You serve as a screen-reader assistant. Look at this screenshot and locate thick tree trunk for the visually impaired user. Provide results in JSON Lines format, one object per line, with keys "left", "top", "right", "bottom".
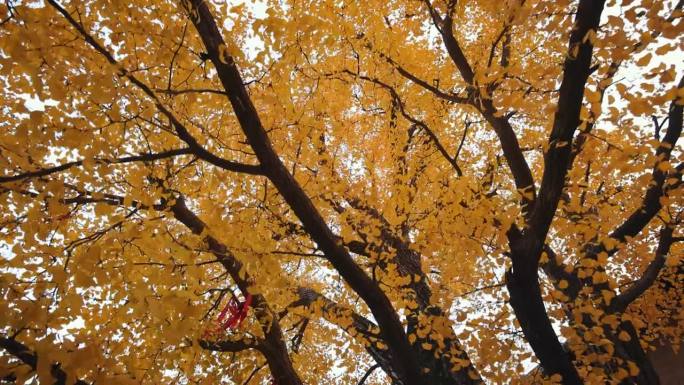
{"left": 506, "top": 265, "right": 583, "bottom": 385}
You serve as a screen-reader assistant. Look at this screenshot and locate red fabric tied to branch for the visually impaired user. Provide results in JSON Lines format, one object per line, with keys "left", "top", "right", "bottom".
{"left": 217, "top": 293, "right": 253, "bottom": 330}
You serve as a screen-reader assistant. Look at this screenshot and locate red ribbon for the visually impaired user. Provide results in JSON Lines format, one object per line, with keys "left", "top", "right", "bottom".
{"left": 202, "top": 292, "right": 253, "bottom": 339}
{"left": 217, "top": 293, "right": 252, "bottom": 330}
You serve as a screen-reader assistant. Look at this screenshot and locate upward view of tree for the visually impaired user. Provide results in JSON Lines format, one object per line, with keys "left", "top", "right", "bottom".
{"left": 0, "top": 0, "right": 682, "bottom": 384}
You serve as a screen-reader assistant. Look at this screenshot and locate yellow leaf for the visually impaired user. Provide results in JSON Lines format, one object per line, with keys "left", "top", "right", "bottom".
{"left": 582, "top": 29, "right": 596, "bottom": 44}
{"left": 217, "top": 44, "right": 232, "bottom": 64}
{"left": 628, "top": 361, "right": 640, "bottom": 376}
{"left": 657, "top": 161, "right": 671, "bottom": 172}
{"left": 36, "top": 354, "right": 53, "bottom": 385}
{"left": 601, "top": 290, "right": 615, "bottom": 305}
{"left": 635, "top": 53, "right": 652, "bottom": 67}
{"left": 618, "top": 331, "right": 631, "bottom": 342}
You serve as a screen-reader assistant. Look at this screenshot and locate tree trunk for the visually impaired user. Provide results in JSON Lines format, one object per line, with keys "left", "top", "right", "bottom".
{"left": 506, "top": 266, "right": 583, "bottom": 385}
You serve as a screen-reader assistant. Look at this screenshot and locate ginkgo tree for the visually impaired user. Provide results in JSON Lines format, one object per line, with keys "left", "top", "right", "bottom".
{"left": 0, "top": 0, "right": 682, "bottom": 384}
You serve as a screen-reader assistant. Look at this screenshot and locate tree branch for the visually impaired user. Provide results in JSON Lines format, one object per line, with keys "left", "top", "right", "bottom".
{"left": 525, "top": 0, "right": 606, "bottom": 247}
{"left": 0, "top": 337, "right": 91, "bottom": 385}
{"left": 609, "top": 76, "right": 684, "bottom": 243}
{"left": 0, "top": 148, "right": 195, "bottom": 183}
{"left": 185, "top": 2, "right": 424, "bottom": 383}
{"left": 199, "top": 338, "right": 260, "bottom": 353}
{"left": 168, "top": 196, "right": 303, "bottom": 385}
{"left": 154, "top": 87, "right": 228, "bottom": 96}
{"left": 357, "top": 363, "right": 381, "bottom": 385}
{"left": 373, "top": 49, "right": 469, "bottom": 104}
{"left": 505, "top": 1, "right": 606, "bottom": 384}
{"left": 340, "top": 69, "right": 464, "bottom": 176}
{"left": 46, "top": 0, "right": 264, "bottom": 176}
{"left": 287, "top": 287, "right": 401, "bottom": 384}
{"left": 610, "top": 225, "right": 675, "bottom": 313}
{"left": 423, "top": 0, "right": 535, "bottom": 207}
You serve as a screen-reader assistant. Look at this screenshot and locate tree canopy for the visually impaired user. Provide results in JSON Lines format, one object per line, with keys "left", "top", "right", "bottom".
{"left": 0, "top": 0, "right": 682, "bottom": 384}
